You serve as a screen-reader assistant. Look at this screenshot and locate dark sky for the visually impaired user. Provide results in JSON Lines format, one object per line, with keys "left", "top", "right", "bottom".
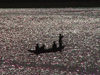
{"left": 0, "top": 0, "right": 99, "bottom": 2}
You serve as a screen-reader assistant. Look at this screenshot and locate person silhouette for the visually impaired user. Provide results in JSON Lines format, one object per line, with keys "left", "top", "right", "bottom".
{"left": 59, "top": 34, "right": 64, "bottom": 47}
{"left": 35, "top": 44, "right": 39, "bottom": 53}
{"left": 40, "top": 44, "right": 45, "bottom": 52}
{"left": 52, "top": 41, "right": 57, "bottom": 51}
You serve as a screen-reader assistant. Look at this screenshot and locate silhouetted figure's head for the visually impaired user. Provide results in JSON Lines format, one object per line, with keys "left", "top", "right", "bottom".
{"left": 59, "top": 34, "right": 64, "bottom": 39}
{"left": 36, "top": 44, "right": 39, "bottom": 46}
{"left": 59, "top": 34, "right": 61, "bottom": 36}
{"left": 36, "top": 43, "right": 39, "bottom": 48}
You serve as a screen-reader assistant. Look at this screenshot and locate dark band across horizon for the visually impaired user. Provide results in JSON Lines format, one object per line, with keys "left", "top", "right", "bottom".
{"left": 0, "top": 1, "right": 99, "bottom": 8}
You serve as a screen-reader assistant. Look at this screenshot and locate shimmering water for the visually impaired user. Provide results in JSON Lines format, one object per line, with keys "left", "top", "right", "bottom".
{"left": 0, "top": 8, "right": 100, "bottom": 75}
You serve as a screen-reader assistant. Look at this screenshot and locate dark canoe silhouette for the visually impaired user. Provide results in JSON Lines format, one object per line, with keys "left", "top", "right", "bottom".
{"left": 28, "top": 34, "right": 64, "bottom": 55}
{"left": 28, "top": 45, "right": 65, "bottom": 55}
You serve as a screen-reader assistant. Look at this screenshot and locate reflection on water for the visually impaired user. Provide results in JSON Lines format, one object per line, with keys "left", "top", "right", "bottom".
{"left": 0, "top": 8, "right": 100, "bottom": 75}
